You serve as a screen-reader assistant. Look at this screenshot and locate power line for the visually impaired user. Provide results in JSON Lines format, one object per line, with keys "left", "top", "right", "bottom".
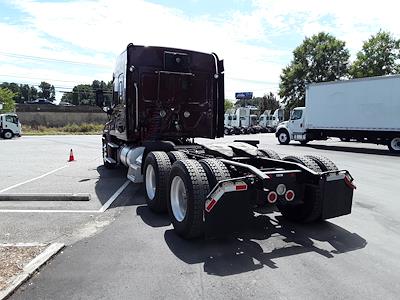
{"left": 0, "top": 51, "right": 113, "bottom": 68}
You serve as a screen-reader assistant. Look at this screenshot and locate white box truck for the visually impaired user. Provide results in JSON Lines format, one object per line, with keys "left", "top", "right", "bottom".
{"left": 276, "top": 75, "right": 400, "bottom": 153}
{"left": 0, "top": 113, "right": 22, "bottom": 139}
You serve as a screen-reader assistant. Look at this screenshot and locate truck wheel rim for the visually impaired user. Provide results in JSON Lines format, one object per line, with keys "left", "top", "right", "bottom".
{"left": 391, "top": 138, "right": 400, "bottom": 151}
{"left": 5, "top": 132, "right": 11, "bottom": 138}
{"left": 170, "top": 176, "right": 187, "bottom": 222}
{"left": 145, "top": 165, "right": 156, "bottom": 200}
{"left": 279, "top": 132, "right": 287, "bottom": 143}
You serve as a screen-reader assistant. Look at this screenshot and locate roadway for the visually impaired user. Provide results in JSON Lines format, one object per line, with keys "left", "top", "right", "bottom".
{"left": 0, "top": 134, "right": 399, "bottom": 299}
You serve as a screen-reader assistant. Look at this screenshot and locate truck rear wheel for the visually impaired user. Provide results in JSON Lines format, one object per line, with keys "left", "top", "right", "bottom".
{"left": 167, "top": 151, "right": 188, "bottom": 163}
{"left": 277, "top": 155, "right": 323, "bottom": 222}
{"left": 199, "top": 159, "right": 231, "bottom": 188}
{"left": 282, "top": 155, "right": 322, "bottom": 173}
{"left": 305, "top": 155, "right": 338, "bottom": 172}
{"left": 257, "top": 148, "right": 281, "bottom": 160}
{"left": 168, "top": 160, "right": 209, "bottom": 239}
{"left": 144, "top": 151, "right": 172, "bottom": 213}
{"left": 2, "top": 130, "right": 14, "bottom": 139}
{"left": 388, "top": 137, "right": 400, "bottom": 153}
{"left": 277, "top": 130, "right": 290, "bottom": 145}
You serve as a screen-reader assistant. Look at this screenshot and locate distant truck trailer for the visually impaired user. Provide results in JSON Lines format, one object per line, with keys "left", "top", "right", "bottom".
{"left": 276, "top": 75, "right": 400, "bottom": 153}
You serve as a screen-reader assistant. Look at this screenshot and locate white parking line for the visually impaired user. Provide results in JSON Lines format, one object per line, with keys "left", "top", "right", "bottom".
{"left": 0, "top": 165, "right": 68, "bottom": 194}
{"left": 0, "top": 180, "right": 131, "bottom": 213}
{"left": 98, "top": 180, "right": 130, "bottom": 212}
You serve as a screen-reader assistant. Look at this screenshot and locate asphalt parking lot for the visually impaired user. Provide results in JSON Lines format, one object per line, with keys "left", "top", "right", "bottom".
{"left": 1, "top": 134, "right": 400, "bottom": 299}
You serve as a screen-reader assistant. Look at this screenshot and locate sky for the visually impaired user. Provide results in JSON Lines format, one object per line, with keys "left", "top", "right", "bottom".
{"left": 0, "top": 0, "right": 400, "bottom": 102}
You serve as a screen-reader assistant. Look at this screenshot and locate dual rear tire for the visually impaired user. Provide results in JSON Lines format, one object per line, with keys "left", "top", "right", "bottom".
{"left": 144, "top": 152, "right": 230, "bottom": 239}
{"left": 277, "top": 155, "right": 337, "bottom": 223}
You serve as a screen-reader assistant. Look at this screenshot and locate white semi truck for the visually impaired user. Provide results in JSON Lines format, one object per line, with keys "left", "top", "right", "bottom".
{"left": 259, "top": 109, "right": 284, "bottom": 132}
{"left": 276, "top": 75, "right": 400, "bottom": 153}
{"left": 224, "top": 107, "right": 259, "bottom": 134}
{"left": 0, "top": 113, "right": 21, "bottom": 139}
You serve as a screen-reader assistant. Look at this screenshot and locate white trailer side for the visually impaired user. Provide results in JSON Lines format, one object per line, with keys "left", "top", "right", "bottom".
{"left": 306, "top": 75, "right": 400, "bottom": 132}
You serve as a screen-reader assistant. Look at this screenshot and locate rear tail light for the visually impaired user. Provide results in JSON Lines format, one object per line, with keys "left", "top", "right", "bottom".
{"left": 285, "top": 190, "right": 295, "bottom": 201}
{"left": 267, "top": 191, "right": 278, "bottom": 203}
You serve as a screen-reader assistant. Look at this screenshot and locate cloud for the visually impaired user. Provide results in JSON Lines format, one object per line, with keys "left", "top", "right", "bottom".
{"left": 2, "top": 0, "right": 400, "bottom": 101}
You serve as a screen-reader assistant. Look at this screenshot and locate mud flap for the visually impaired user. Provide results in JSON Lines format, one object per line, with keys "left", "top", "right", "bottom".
{"left": 204, "top": 191, "right": 253, "bottom": 239}
{"left": 320, "top": 173, "right": 354, "bottom": 219}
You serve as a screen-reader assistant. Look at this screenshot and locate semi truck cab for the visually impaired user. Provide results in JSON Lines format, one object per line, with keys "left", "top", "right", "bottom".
{"left": 0, "top": 113, "right": 21, "bottom": 139}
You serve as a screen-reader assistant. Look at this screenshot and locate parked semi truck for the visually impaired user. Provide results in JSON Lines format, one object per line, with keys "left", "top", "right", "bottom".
{"left": 0, "top": 113, "right": 21, "bottom": 139}
{"left": 276, "top": 75, "right": 400, "bottom": 153}
{"left": 225, "top": 107, "right": 260, "bottom": 134}
{"left": 96, "top": 44, "right": 355, "bottom": 239}
{"left": 259, "top": 109, "right": 284, "bottom": 132}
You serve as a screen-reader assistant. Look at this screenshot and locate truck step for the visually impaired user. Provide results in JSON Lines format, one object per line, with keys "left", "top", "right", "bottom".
{"left": 104, "top": 157, "right": 117, "bottom": 164}
{"left": 107, "top": 142, "right": 119, "bottom": 149}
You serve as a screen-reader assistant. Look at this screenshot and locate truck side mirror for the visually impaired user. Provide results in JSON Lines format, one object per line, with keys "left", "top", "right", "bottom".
{"left": 95, "top": 90, "right": 105, "bottom": 108}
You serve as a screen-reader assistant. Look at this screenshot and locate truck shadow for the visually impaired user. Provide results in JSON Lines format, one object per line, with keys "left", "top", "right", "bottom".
{"left": 164, "top": 215, "right": 367, "bottom": 276}
{"left": 94, "top": 165, "right": 146, "bottom": 207}
{"left": 303, "top": 144, "right": 399, "bottom": 157}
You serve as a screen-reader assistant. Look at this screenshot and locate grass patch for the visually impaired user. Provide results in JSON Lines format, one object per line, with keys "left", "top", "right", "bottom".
{"left": 23, "top": 123, "right": 104, "bottom": 135}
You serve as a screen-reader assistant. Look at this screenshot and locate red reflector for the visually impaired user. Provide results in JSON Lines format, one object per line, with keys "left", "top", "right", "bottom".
{"left": 267, "top": 191, "right": 277, "bottom": 203}
{"left": 344, "top": 176, "right": 356, "bottom": 190}
{"left": 285, "top": 190, "right": 295, "bottom": 201}
{"left": 206, "top": 198, "right": 217, "bottom": 212}
{"left": 236, "top": 184, "right": 247, "bottom": 191}
{"left": 288, "top": 173, "right": 296, "bottom": 177}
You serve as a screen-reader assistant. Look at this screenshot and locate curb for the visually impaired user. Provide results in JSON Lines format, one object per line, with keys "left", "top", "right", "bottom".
{"left": 0, "top": 193, "right": 90, "bottom": 201}
{"left": 0, "top": 243, "right": 64, "bottom": 300}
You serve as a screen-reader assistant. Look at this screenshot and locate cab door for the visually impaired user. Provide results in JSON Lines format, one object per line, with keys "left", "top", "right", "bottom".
{"left": 5, "top": 115, "right": 20, "bottom": 135}
{"left": 289, "top": 108, "right": 305, "bottom": 135}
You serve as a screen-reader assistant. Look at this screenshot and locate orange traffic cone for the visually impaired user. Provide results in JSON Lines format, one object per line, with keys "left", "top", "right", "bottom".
{"left": 68, "top": 149, "right": 75, "bottom": 162}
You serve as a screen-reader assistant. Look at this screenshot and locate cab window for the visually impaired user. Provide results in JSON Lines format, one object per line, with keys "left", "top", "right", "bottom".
{"left": 291, "top": 110, "right": 303, "bottom": 120}
{"left": 5, "top": 115, "right": 18, "bottom": 124}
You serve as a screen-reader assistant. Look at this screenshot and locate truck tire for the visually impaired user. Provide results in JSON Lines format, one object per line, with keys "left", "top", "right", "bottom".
{"left": 305, "top": 155, "right": 338, "bottom": 172}
{"left": 257, "top": 148, "right": 281, "bottom": 160}
{"left": 388, "top": 137, "right": 400, "bottom": 153}
{"left": 224, "top": 128, "right": 230, "bottom": 135}
{"left": 199, "top": 158, "right": 231, "bottom": 188}
{"left": 282, "top": 155, "right": 322, "bottom": 173}
{"left": 167, "top": 151, "right": 188, "bottom": 163}
{"left": 277, "top": 155, "right": 323, "bottom": 223}
{"left": 102, "top": 140, "right": 117, "bottom": 169}
{"left": 168, "top": 160, "right": 210, "bottom": 239}
{"left": 144, "top": 151, "right": 172, "bottom": 213}
{"left": 277, "top": 130, "right": 290, "bottom": 145}
{"left": 2, "top": 130, "right": 14, "bottom": 139}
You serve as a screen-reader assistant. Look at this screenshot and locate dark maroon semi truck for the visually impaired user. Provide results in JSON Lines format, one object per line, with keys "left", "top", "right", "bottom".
{"left": 96, "top": 44, "right": 355, "bottom": 239}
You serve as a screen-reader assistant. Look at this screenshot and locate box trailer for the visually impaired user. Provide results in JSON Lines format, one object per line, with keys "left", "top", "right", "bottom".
{"left": 276, "top": 75, "right": 400, "bottom": 153}
{"left": 96, "top": 44, "right": 355, "bottom": 239}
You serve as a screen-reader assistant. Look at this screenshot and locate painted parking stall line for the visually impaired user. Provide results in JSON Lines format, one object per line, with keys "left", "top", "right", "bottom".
{"left": 0, "top": 165, "right": 68, "bottom": 194}
{"left": 0, "top": 180, "right": 131, "bottom": 214}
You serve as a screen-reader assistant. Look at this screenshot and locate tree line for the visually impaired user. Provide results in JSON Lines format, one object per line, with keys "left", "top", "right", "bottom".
{"left": 0, "top": 81, "right": 56, "bottom": 103}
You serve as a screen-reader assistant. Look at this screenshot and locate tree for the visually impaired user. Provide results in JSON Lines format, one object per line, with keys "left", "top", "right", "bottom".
{"left": 38, "top": 81, "right": 55, "bottom": 101}
{"left": 258, "top": 92, "right": 280, "bottom": 113}
{"left": 0, "top": 88, "right": 16, "bottom": 113}
{"left": 279, "top": 32, "right": 350, "bottom": 110}
{"left": 224, "top": 99, "right": 234, "bottom": 111}
{"left": 19, "top": 84, "right": 38, "bottom": 103}
{"left": 0, "top": 82, "right": 20, "bottom": 103}
{"left": 61, "top": 80, "right": 113, "bottom": 105}
{"left": 350, "top": 31, "right": 400, "bottom": 78}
